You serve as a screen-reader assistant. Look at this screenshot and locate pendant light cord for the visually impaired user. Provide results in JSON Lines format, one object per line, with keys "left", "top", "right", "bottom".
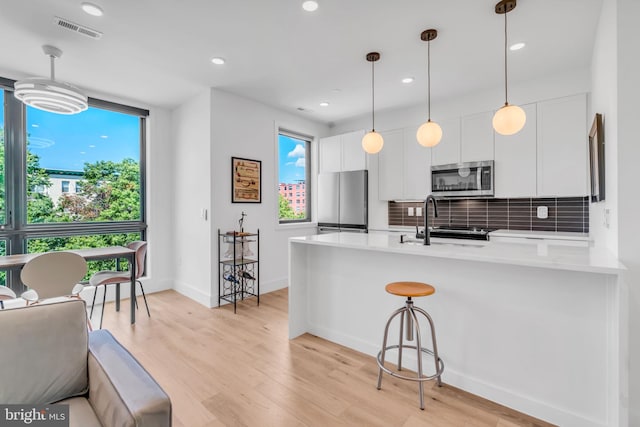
{"left": 371, "top": 60, "right": 375, "bottom": 131}
{"left": 503, "top": 11, "right": 508, "bottom": 106}
{"left": 427, "top": 39, "right": 432, "bottom": 121}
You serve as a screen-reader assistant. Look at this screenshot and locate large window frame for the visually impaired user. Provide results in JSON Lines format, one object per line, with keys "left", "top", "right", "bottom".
{"left": 0, "top": 77, "right": 148, "bottom": 290}
{"left": 277, "top": 129, "right": 311, "bottom": 224}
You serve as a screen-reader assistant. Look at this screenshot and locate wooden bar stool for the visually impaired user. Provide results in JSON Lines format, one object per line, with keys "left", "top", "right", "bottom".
{"left": 376, "top": 281, "right": 444, "bottom": 410}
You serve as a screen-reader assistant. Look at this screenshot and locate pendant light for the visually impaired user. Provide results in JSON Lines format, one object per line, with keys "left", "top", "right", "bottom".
{"left": 14, "top": 45, "right": 88, "bottom": 115}
{"left": 416, "top": 29, "right": 442, "bottom": 147}
{"left": 492, "top": 0, "right": 526, "bottom": 136}
{"left": 362, "top": 52, "right": 384, "bottom": 154}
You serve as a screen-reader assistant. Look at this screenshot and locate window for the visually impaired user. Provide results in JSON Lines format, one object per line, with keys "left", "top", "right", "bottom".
{"left": 0, "top": 78, "right": 148, "bottom": 291}
{"left": 278, "top": 130, "right": 310, "bottom": 223}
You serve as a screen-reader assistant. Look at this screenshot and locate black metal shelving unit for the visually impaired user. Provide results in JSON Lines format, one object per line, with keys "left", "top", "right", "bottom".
{"left": 217, "top": 229, "right": 259, "bottom": 313}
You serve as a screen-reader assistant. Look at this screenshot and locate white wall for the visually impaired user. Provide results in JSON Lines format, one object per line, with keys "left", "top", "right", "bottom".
{"left": 617, "top": 0, "right": 640, "bottom": 425}
{"left": 209, "top": 89, "right": 329, "bottom": 305}
{"left": 145, "top": 107, "right": 175, "bottom": 294}
{"left": 332, "top": 68, "right": 592, "bottom": 230}
{"left": 171, "top": 90, "right": 213, "bottom": 306}
{"left": 590, "top": 0, "right": 619, "bottom": 255}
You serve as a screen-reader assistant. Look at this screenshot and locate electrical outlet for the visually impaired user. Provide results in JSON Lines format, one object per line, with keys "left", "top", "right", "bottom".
{"left": 416, "top": 207, "right": 423, "bottom": 217}
{"left": 537, "top": 206, "right": 548, "bottom": 219}
{"left": 407, "top": 207, "right": 414, "bottom": 217}
{"left": 603, "top": 208, "right": 610, "bottom": 228}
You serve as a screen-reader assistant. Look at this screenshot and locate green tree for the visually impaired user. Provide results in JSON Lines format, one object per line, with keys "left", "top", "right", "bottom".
{"left": 279, "top": 193, "right": 305, "bottom": 220}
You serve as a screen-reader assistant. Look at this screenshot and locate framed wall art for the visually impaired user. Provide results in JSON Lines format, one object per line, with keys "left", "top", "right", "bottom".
{"left": 588, "top": 113, "right": 605, "bottom": 202}
{"left": 231, "top": 157, "right": 261, "bottom": 203}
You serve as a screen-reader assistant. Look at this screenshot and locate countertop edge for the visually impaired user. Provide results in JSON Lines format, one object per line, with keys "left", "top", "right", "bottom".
{"left": 289, "top": 235, "right": 624, "bottom": 275}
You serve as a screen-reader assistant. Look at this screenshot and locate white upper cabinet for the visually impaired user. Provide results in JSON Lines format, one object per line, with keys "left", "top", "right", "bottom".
{"left": 319, "top": 130, "right": 366, "bottom": 173}
{"left": 494, "top": 103, "right": 537, "bottom": 198}
{"left": 377, "top": 129, "right": 404, "bottom": 200}
{"left": 319, "top": 135, "right": 341, "bottom": 173}
{"left": 536, "top": 94, "right": 588, "bottom": 197}
{"left": 340, "top": 130, "right": 367, "bottom": 171}
{"left": 431, "top": 117, "right": 460, "bottom": 166}
{"left": 461, "top": 111, "right": 494, "bottom": 163}
{"left": 403, "top": 125, "right": 432, "bottom": 200}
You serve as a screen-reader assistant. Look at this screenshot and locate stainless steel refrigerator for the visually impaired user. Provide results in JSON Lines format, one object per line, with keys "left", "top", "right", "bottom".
{"left": 317, "top": 170, "right": 368, "bottom": 233}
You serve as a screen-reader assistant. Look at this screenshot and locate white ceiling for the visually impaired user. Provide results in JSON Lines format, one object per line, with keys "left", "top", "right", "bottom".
{"left": 0, "top": 0, "right": 603, "bottom": 124}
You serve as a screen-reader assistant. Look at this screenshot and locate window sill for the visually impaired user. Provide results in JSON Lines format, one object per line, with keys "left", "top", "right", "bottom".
{"left": 277, "top": 222, "right": 318, "bottom": 231}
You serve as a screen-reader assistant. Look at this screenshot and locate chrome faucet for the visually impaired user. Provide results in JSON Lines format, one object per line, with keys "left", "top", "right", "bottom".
{"left": 423, "top": 195, "right": 439, "bottom": 245}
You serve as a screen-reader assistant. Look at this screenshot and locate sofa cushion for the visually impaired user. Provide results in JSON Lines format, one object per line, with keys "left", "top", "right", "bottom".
{"left": 56, "top": 397, "right": 102, "bottom": 427}
{"left": 0, "top": 299, "right": 89, "bottom": 404}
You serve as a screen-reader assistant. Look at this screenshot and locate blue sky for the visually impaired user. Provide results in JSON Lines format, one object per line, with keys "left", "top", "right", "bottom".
{"left": 26, "top": 106, "right": 140, "bottom": 171}
{"left": 278, "top": 134, "right": 307, "bottom": 184}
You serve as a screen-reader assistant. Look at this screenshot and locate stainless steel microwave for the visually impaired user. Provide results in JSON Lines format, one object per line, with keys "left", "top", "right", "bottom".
{"left": 431, "top": 160, "right": 494, "bottom": 197}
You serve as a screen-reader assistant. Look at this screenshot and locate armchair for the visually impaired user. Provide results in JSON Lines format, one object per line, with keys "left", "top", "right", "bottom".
{"left": 0, "top": 299, "right": 171, "bottom": 426}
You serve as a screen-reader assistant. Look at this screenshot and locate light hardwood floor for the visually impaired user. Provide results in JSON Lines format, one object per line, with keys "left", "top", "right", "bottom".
{"left": 102, "top": 289, "right": 555, "bottom": 427}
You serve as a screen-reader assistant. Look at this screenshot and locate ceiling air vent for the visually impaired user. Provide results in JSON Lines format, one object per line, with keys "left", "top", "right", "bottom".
{"left": 53, "top": 16, "right": 103, "bottom": 39}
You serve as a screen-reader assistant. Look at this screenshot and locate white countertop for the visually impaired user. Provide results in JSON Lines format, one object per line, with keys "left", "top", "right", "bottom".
{"left": 290, "top": 232, "right": 624, "bottom": 275}
{"left": 489, "top": 229, "right": 590, "bottom": 241}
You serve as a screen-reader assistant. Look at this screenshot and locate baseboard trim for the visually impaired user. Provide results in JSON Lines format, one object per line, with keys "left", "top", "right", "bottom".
{"left": 308, "top": 325, "right": 606, "bottom": 427}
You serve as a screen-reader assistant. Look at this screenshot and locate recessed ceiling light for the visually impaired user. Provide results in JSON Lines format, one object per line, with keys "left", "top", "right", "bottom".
{"left": 81, "top": 2, "right": 104, "bottom": 16}
{"left": 31, "top": 124, "right": 39, "bottom": 128}
{"left": 211, "top": 57, "right": 226, "bottom": 65}
{"left": 100, "top": 135, "right": 108, "bottom": 139}
{"left": 510, "top": 42, "right": 526, "bottom": 51}
{"left": 402, "top": 77, "right": 414, "bottom": 84}
{"left": 319, "top": 102, "right": 329, "bottom": 107}
{"left": 302, "top": 1, "right": 319, "bottom": 12}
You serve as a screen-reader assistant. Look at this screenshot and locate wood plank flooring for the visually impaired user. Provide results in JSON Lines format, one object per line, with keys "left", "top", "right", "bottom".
{"left": 102, "top": 289, "right": 556, "bottom": 427}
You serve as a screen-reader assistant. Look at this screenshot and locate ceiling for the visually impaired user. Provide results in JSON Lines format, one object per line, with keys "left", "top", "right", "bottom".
{"left": 0, "top": 0, "right": 603, "bottom": 125}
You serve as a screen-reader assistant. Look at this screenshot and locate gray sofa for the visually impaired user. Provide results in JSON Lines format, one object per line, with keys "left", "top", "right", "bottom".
{"left": 0, "top": 299, "right": 171, "bottom": 426}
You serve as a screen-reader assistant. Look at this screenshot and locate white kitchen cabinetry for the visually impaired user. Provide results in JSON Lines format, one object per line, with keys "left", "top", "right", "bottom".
{"left": 536, "top": 94, "right": 588, "bottom": 197}
{"left": 340, "top": 130, "right": 366, "bottom": 171}
{"left": 403, "top": 125, "right": 431, "bottom": 199}
{"left": 378, "top": 126, "right": 431, "bottom": 200}
{"left": 319, "top": 130, "right": 366, "bottom": 173}
{"left": 494, "top": 103, "right": 537, "bottom": 198}
{"left": 377, "top": 128, "right": 404, "bottom": 200}
{"left": 319, "top": 135, "right": 341, "bottom": 173}
{"left": 461, "top": 111, "right": 494, "bottom": 163}
{"left": 431, "top": 117, "right": 460, "bottom": 166}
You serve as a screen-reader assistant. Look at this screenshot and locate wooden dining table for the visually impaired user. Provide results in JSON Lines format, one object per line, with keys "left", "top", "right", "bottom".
{"left": 0, "top": 246, "right": 138, "bottom": 324}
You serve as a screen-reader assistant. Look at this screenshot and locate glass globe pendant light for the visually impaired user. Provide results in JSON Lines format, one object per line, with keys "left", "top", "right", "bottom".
{"left": 416, "top": 29, "right": 442, "bottom": 147}
{"left": 362, "top": 52, "right": 384, "bottom": 154}
{"left": 492, "top": 0, "right": 526, "bottom": 136}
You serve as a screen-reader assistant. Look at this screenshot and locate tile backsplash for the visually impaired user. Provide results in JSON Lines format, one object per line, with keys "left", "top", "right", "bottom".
{"left": 388, "top": 197, "right": 589, "bottom": 233}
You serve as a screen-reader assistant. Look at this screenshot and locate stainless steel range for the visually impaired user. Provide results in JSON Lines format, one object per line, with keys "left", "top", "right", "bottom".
{"left": 416, "top": 226, "right": 494, "bottom": 241}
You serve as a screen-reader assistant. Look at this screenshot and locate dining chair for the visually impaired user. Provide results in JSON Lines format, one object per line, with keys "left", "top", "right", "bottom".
{"left": 20, "top": 252, "right": 88, "bottom": 300}
{"left": 89, "top": 241, "right": 149, "bottom": 329}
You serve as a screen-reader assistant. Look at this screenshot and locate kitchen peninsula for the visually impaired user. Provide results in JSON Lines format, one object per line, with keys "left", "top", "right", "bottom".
{"left": 288, "top": 233, "right": 624, "bottom": 427}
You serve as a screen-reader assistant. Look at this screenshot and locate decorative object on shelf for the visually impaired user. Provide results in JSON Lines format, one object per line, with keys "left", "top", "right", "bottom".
{"left": 14, "top": 45, "right": 88, "bottom": 115}
{"left": 231, "top": 157, "right": 261, "bottom": 203}
{"left": 362, "top": 52, "right": 384, "bottom": 154}
{"left": 589, "top": 113, "right": 605, "bottom": 202}
{"left": 416, "top": 29, "right": 443, "bottom": 148}
{"left": 218, "top": 229, "right": 260, "bottom": 313}
{"left": 492, "top": 0, "right": 526, "bottom": 136}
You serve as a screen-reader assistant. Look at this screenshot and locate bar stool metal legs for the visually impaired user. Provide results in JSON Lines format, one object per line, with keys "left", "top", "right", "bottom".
{"left": 377, "top": 296, "right": 444, "bottom": 410}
